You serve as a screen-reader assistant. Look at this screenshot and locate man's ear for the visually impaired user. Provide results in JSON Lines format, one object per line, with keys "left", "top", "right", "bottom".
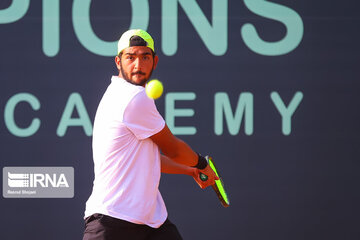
{"left": 115, "top": 55, "right": 121, "bottom": 70}
{"left": 153, "top": 55, "right": 159, "bottom": 70}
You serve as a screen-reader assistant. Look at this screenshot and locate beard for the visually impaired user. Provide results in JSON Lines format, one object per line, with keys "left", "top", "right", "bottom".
{"left": 120, "top": 62, "right": 154, "bottom": 86}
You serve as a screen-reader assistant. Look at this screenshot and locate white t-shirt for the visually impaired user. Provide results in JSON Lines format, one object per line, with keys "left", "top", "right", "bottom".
{"left": 84, "top": 76, "right": 167, "bottom": 228}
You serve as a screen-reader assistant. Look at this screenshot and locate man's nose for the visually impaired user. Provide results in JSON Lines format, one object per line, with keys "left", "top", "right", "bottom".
{"left": 134, "top": 58, "right": 142, "bottom": 69}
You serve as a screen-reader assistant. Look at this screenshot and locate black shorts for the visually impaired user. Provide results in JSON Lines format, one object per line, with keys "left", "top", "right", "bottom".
{"left": 82, "top": 214, "right": 183, "bottom": 240}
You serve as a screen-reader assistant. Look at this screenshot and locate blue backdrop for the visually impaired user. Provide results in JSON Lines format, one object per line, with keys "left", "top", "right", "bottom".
{"left": 1, "top": 0, "right": 359, "bottom": 239}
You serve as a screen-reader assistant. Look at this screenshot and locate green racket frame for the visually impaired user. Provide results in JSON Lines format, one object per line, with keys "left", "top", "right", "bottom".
{"left": 200, "top": 156, "right": 230, "bottom": 207}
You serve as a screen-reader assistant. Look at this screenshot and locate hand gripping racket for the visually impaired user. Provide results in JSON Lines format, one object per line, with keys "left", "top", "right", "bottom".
{"left": 200, "top": 156, "right": 230, "bottom": 207}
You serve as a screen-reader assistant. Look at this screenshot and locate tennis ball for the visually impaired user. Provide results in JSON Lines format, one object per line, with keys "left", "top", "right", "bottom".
{"left": 146, "top": 79, "right": 163, "bottom": 99}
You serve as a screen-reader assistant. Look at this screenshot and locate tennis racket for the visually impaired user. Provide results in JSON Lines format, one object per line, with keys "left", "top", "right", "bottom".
{"left": 200, "top": 156, "right": 230, "bottom": 207}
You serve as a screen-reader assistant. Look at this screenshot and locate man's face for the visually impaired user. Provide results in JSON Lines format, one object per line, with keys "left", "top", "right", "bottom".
{"left": 115, "top": 46, "right": 158, "bottom": 86}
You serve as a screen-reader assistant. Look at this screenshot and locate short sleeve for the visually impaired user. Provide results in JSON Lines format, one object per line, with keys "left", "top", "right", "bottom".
{"left": 123, "top": 90, "right": 165, "bottom": 140}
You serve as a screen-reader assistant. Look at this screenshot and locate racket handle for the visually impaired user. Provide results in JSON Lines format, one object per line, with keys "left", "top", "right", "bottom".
{"left": 199, "top": 173, "right": 208, "bottom": 181}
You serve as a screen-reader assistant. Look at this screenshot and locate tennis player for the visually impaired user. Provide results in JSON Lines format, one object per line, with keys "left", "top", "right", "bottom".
{"left": 83, "top": 29, "right": 218, "bottom": 240}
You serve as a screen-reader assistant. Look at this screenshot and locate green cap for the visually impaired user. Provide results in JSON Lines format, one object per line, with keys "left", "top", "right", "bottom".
{"left": 117, "top": 29, "right": 155, "bottom": 55}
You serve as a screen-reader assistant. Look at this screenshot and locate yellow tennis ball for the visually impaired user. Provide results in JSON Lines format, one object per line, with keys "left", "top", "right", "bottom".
{"left": 146, "top": 79, "right": 163, "bottom": 99}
